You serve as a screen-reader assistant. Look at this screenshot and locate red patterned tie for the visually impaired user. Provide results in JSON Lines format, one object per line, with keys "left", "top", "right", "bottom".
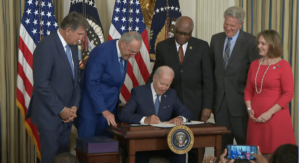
{"left": 178, "top": 45, "right": 184, "bottom": 64}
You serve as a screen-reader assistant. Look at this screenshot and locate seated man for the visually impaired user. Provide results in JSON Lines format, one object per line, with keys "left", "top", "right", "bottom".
{"left": 119, "top": 66, "right": 192, "bottom": 163}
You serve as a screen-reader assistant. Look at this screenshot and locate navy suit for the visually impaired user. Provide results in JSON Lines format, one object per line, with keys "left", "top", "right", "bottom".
{"left": 119, "top": 84, "right": 192, "bottom": 163}
{"left": 77, "top": 39, "right": 127, "bottom": 138}
{"left": 26, "top": 31, "right": 80, "bottom": 163}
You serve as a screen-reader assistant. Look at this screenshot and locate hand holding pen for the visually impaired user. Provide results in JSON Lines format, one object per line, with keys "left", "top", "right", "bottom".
{"left": 144, "top": 110, "right": 161, "bottom": 124}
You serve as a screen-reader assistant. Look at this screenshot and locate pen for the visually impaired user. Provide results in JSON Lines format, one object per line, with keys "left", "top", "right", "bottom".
{"left": 150, "top": 110, "right": 154, "bottom": 115}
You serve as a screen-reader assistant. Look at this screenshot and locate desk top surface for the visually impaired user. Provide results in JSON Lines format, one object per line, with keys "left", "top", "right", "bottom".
{"left": 108, "top": 123, "right": 230, "bottom": 139}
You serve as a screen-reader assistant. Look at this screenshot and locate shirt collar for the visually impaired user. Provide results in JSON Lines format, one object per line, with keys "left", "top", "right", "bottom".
{"left": 57, "top": 29, "right": 67, "bottom": 48}
{"left": 227, "top": 29, "right": 240, "bottom": 41}
{"left": 150, "top": 82, "right": 157, "bottom": 97}
{"left": 175, "top": 40, "right": 188, "bottom": 47}
{"left": 116, "top": 40, "right": 121, "bottom": 58}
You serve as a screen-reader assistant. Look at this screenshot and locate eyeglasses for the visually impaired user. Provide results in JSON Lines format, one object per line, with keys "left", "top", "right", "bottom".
{"left": 127, "top": 45, "right": 139, "bottom": 56}
{"left": 175, "top": 31, "right": 192, "bottom": 37}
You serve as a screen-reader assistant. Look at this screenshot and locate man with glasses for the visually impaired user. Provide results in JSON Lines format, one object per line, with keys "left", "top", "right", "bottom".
{"left": 148, "top": 16, "right": 213, "bottom": 163}
{"left": 77, "top": 31, "right": 142, "bottom": 138}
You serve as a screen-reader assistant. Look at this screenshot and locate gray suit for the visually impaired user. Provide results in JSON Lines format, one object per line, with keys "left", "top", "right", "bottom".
{"left": 209, "top": 30, "right": 260, "bottom": 148}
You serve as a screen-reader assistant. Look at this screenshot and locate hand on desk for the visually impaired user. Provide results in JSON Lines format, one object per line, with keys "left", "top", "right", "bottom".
{"left": 102, "top": 110, "right": 117, "bottom": 126}
{"left": 201, "top": 108, "right": 212, "bottom": 122}
{"left": 144, "top": 115, "right": 161, "bottom": 124}
{"left": 167, "top": 117, "right": 183, "bottom": 125}
{"left": 60, "top": 107, "right": 77, "bottom": 123}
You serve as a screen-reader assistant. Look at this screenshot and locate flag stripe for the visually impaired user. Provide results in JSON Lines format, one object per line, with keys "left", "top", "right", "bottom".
{"left": 17, "top": 63, "right": 33, "bottom": 98}
{"left": 120, "top": 83, "right": 131, "bottom": 102}
{"left": 19, "top": 36, "right": 33, "bottom": 70}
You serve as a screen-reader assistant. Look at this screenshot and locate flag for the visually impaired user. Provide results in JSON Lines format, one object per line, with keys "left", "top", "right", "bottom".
{"left": 16, "top": 0, "right": 59, "bottom": 159}
{"left": 109, "top": 0, "right": 151, "bottom": 103}
{"left": 149, "top": 0, "right": 181, "bottom": 61}
{"left": 69, "top": 0, "right": 105, "bottom": 70}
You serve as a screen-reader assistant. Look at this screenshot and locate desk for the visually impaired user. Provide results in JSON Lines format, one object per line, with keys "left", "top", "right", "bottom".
{"left": 109, "top": 123, "right": 230, "bottom": 163}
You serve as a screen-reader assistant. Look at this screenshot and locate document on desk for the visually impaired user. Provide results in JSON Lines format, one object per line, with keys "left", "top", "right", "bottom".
{"left": 150, "top": 121, "right": 205, "bottom": 128}
{"left": 183, "top": 121, "right": 205, "bottom": 125}
{"left": 150, "top": 122, "right": 176, "bottom": 128}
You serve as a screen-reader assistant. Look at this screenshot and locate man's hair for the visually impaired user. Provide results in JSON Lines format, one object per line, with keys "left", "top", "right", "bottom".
{"left": 119, "top": 31, "right": 142, "bottom": 43}
{"left": 52, "top": 152, "right": 79, "bottom": 163}
{"left": 60, "top": 12, "right": 90, "bottom": 31}
{"left": 224, "top": 6, "right": 245, "bottom": 24}
{"left": 269, "top": 144, "right": 298, "bottom": 163}
{"left": 154, "top": 66, "right": 174, "bottom": 79}
{"left": 257, "top": 29, "right": 283, "bottom": 58}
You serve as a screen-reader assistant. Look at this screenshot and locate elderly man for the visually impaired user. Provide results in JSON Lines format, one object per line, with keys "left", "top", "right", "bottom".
{"left": 209, "top": 6, "right": 260, "bottom": 149}
{"left": 148, "top": 16, "right": 213, "bottom": 163}
{"left": 77, "top": 31, "right": 142, "bottom": 138}
{"left": 119, "top": 66, "right": 192, "bottom": 163}
{"left": 26, "top": 12, "right": 89, "bottom": 163}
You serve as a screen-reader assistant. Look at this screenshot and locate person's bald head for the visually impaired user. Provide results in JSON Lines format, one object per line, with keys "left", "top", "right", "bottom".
{"left": 153, "top": 66, "right": 174, "bottom": 95}
{"left": 174, "top": 16, "right": 194, "bottom": 45}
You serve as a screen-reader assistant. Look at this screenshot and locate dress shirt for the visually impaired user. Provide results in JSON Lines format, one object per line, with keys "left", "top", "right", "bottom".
{"left": 116, "top": 40, "right": 124, "bottom": 67}
{"left": 222, "top": 29, "right": 240, "bottom": 58}
{"left": 175, "top": 40, "right": 188, "bottom": 56}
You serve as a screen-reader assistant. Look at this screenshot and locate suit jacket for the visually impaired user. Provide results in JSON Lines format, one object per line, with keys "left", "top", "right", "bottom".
{"left": 148, "top": 37, "right": 213, "bottom": 120}
{"left": 78, "top": 40, "right": 127, "bottom": 120}
{"left": 209, "top": 30, "right": 260, "bottom": 116}
{"left": 118, "top": 84, "right": 192, "bottom": 124}
{"left": 26, "top": 31, "right": 81, "bottom": 130}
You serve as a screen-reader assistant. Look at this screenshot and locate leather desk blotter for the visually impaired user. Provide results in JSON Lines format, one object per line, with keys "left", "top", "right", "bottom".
{"left": 76, "top": 136, "right": 119, "bottom": 154}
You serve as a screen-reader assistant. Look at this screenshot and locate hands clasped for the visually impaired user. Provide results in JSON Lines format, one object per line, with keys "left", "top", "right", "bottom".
{"left": 248, "top": 109, "right": 272, "bottom": 123}
{"left": 59, "top": 106, "right": 77, "bottom": 123}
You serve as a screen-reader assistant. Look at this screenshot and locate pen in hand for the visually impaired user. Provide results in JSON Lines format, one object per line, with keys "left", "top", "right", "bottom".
{"left": 149, "top": 110, "right": 161, "bottom": 124}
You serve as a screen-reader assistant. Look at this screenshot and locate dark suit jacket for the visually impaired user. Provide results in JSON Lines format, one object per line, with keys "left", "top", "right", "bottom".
{"left": 148, "top": 37, "right": 213, "bottom": 120}
{"left": 26, "top": 31, "right": 80, "bottom": 130}
{"left": 118, "top": 84, "right": 192, "bottom": 124}
{"left": 209, "top": 30, "right": 260, "bottom": 116}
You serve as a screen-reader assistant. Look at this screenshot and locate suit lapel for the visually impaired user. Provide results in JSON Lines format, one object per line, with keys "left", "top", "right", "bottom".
{"left": 157, "top": 91, "right": 169, "bottom": 117}
{"left": 146, "top": 84, "right": 156, "bottom": 114}
{"left": 168, "top": 39, "right": 181, "bottom": 66}
{"left": 227, "top": 30, "right": 244, "bottom": 66}
{"left": 54, "top": 32, "right": 75, "bottom": 80}
{"left": 182, "top": 39, "right": 193, "bottom": 66}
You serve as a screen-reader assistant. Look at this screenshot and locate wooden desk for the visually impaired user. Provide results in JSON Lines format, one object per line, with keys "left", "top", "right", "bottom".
{"left": 109, "top": 123, "right": 230, "bottom": 163}
{"left": 75, "top": 148, "right": 120, "bottom": 163}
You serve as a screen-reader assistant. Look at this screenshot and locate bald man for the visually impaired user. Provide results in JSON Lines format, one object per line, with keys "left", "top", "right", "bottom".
{"left": 148, "top": 16, "right": 213, "bottom": 163}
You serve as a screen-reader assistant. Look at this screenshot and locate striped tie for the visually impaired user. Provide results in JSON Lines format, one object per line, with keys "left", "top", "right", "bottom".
{"left": 119, "top": 57, "right": 124, "bottom": 76}
{"left": 223, "top": 37, "right": 232, "bottom": 68}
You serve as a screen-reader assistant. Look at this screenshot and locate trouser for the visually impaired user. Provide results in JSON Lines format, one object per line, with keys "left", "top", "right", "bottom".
{"left": 214, "top": 97, "right": 248, "bottom": 149}
{"left": 38, "top": 123, "right": 72, "bottom": 163}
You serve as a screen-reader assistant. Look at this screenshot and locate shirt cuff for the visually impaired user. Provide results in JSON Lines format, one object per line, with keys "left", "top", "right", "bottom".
{"left": 60, "top": 107, "right": 65, "bottom": 114}
{"left": 140, "top": 116, "right": 146, "bottom": 124}
{"left": 178, "top": 116, "right": 186, "bottom": 122}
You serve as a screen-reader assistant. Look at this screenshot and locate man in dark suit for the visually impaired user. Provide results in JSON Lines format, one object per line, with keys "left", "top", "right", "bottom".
{"left": 77, "top": 31, "right": 142, "bottom": 138}
{"left": 119, "top": 66, "right": 192, "bottom": 163}
{"left": 26, "top": 12, "right": 89, "bottom": 163}
{"left": 148, "top": 16, "right": 213, "bottom": 163}
{"left": 209, "top": 6, "right": 260, "bottom": 149}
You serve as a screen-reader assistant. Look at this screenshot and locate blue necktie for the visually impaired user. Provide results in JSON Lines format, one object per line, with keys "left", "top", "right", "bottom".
{"left": 223, "top": 37, "right": 232, "bottom": 68}
{"left": 65, "top": 45, "right": 75, "bottom": 79}
{"left": 154, "top": 94, "right": 161, "bottom": 115}
{"left": 119, "top": 57, "right": 124, "bottom": 76}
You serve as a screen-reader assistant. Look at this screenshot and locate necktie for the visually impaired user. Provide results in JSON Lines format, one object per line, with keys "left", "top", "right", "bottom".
{"left": 119, "top": 57, "right": 124, "bottom": 76}
{"left": 178, "top": 45, "right": 184, "bottom": 64}
{"left": 154, "top": 94, "right": 161, "bottom": 116}
{"left": 223, "top": 37, "right": 232, "bottom": 68}
{"left": 65, "top": 45, "right": 74, "bottom": 79}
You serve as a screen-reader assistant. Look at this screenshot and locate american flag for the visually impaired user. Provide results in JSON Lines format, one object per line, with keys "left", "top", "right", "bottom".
{"left": 109, "top": 0, "right": 150, "bottom": 102}
{"left": 16, "top": 0, "right": 58, "bottom": 159}
{"left": 149, "top": 0, "right": 181, "bottom": 61}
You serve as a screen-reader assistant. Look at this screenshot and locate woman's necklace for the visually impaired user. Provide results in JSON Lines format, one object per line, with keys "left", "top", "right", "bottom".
{"left": 255, "top": 58, "right": 274, "bottom": 94}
